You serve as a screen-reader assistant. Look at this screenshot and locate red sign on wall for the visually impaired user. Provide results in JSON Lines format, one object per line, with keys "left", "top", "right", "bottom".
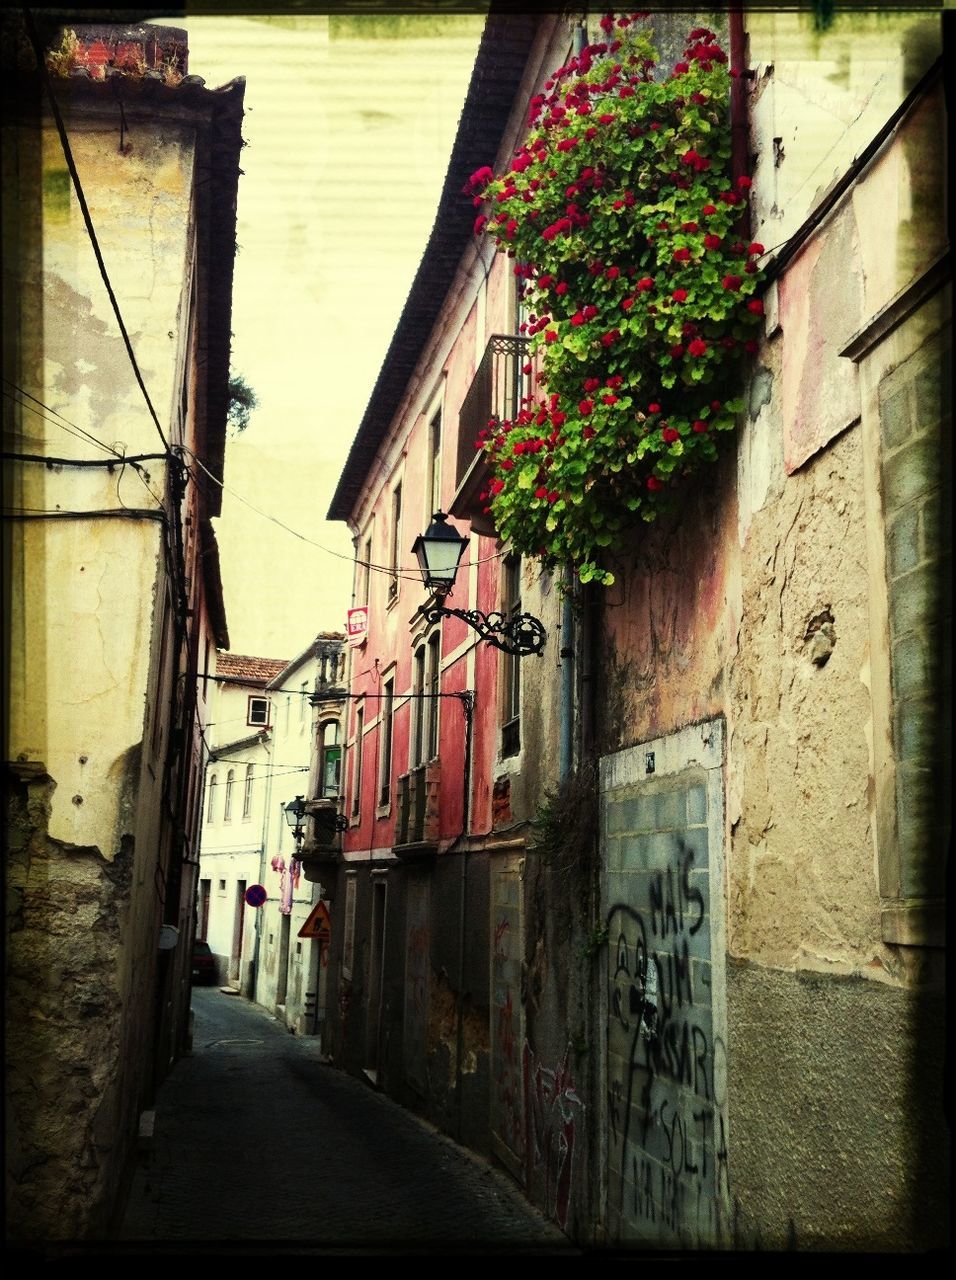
{"left": 346, "top": 606, "right": 368, "bottom": 648}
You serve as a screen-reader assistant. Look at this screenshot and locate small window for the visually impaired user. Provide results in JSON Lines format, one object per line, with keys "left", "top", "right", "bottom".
{"left": 378, "top": 675, "right": 395, "bottom": 808}
{"left": 206, "top": 775, "right": 218, "bottom": 824}
{"left": 248, "top": 696, "right": 269, "bottom": 727}
{"left": 320, "top": 720, "right": 342, "bottom": 798}
{"left": 351, "top": 705, "right": 365, "bottom": 818}
{"left": 224, "top": 768, "right": 235, "bottom": 822}
{"left": 242, "top": 764, "right": 254, "bottom": 820}
{"left": 426, "top": 632, "right": 441, "bottom": 761}
{"left": 388, "top": 482, "right": 402, "bottom": 604}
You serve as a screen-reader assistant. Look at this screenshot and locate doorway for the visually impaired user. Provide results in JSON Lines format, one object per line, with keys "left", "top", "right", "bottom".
{"left": 364, "top": 877, "right": 387, "bottom": 1082}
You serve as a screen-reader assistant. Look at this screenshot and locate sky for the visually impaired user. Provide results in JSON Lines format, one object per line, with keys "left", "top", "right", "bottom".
{"left": 161, "top": 12, "right": 486, "bottom": 661}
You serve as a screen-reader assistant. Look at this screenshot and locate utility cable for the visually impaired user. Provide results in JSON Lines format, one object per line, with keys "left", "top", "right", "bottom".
{"left": 180, "top": 445, "right": 510, "bottom": 580}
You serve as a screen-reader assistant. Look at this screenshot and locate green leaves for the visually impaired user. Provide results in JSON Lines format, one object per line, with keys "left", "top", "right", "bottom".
{"left": 471, "top": 23, "right": 765, "bottom": 587}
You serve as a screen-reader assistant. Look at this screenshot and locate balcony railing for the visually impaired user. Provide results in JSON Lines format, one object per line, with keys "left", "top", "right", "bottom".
{"left": 394, "top": 761, "right": 441, "bottom": 855}
{"left": 450, "top": 334, "right": 530, "bottom": 535}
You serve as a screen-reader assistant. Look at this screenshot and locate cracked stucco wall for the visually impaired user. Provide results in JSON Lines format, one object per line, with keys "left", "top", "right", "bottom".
{"left": 596, "top": 11, "right": 947, "bottom": 1249}
{"left": 4, "top": 104, "right": 197, "bottom": 1240}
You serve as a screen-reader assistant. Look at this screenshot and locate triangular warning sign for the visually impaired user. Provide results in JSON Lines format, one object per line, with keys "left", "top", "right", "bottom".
{"left": 298, "top": 899, "right": 331, "bottom": 940}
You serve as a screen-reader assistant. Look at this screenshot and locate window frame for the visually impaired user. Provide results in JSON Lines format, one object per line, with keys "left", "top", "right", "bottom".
{"left": 224, "top": 767, "right": 235, "bottom": 822}
{"left": 242, "top": 763, "right": 254, "bottom": 821}
{"left": 248, "top": 695, "right": 270, "bottom": 728}
{"left": 377, "top": 673, "right": 396, "bottom": 810}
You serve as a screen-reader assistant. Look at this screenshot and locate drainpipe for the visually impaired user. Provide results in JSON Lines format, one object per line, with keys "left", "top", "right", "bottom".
{"left": 454, "top": 690, "right": 474, "bottom": 1143}
{"left": 729, "top": 10, "right": 749, "bottom": 185}
{"left": 572, "top": 16, "right": 587, "bottom": 56}
{"left": 560, "top": 566, "right": 575, "bottom": 781}
{"left": 249, "top": 729, "right": 273, "bottom": 1002}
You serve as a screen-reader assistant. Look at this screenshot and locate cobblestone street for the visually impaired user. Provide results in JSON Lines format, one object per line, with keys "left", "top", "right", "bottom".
{"left": 117, "top": 987, "right": 575, "bottom": 1254}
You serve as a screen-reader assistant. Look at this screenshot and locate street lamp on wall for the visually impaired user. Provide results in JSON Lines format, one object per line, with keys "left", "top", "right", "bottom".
{"left": 284, "top": 795, "right": 307, "bottom": 846}
{"left": 412, "top": 512, "right": 546, "bottom": 658}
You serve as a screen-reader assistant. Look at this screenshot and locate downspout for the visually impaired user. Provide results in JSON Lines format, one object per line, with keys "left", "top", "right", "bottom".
{"left": 454, "top": 689, "right": 474, "bottom": 1143}
{"left": 250, "top": 728, "right": 273, "bottom": 1002}
{"left": 560, "top": 567, "right": 575, "bottom": 781}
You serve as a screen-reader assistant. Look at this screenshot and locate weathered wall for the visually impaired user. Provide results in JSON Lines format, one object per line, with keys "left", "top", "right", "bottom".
{"left": 727, "top": 961, "right": 947, "bottom": 1251}
{"left": 6, "top": 766, "right": 140, "bottom": 1239}
{"left": 589, "top": 12, "right": 948, "bottom": 1249}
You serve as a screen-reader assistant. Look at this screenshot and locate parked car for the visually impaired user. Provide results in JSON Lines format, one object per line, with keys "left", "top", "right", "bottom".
{"left": 191, "top": 938, "right": 217, "bottom": 986}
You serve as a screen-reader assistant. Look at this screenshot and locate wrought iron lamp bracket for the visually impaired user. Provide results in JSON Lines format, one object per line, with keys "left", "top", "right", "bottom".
{"left": 423, "top": 605, "right": 546, "bottom": 657}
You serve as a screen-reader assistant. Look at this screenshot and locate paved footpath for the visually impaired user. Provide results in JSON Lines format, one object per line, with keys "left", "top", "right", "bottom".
{"left": 117, "top": 987, "right": 576, "bottom": 1255}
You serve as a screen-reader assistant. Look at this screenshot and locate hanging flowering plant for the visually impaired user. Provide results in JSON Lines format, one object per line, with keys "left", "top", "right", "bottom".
{"left": 468, "top": 15, "right": 765, "bottom": 585}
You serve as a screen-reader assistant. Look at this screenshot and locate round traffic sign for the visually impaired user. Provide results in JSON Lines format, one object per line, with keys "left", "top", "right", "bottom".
{"left": 245, "top": 884, "right": 267, "bottom": 908}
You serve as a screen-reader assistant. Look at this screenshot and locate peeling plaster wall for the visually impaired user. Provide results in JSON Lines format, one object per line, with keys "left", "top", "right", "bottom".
{"left": 4, "top": 100, "right": 203, "bottom": 1240}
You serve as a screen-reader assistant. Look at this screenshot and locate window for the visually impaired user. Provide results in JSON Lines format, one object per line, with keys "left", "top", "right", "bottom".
{"left": 501, "top": 555, "right": 521, "bottom": 758}
{"left": 299, "top": 681, "right": 309, "bottom": 730}
{"left": 378, "top": 675, "right": 395, "bottom": 808}
{"left": 206, "top": 774, "right": 218, "bottom": 823}
{"left": 242, "top": 764, "right": 254, "bottom": 820}
{"left": 224, "top": 768, "right": 235, "bottom": 821}
{"left": 360, "top": 533, "right": 372, "bottom": 608}
{"left": 248, "top": 695, "right": 269, "bottom": 727}
{"left": 426, "top": 406, "right": 442, "bottom": 521}
{"left": 320, "top": 720, "right": 342, "bottom": 798}
{"left": 426, "top": 632, "right": 440, "bottom": 761}
{"left": 411, "top": 644, "right": 426, "bottom": 767}
{"left": 388, "top": 482, "right": 402, "bottom": 604}
{"left": 351, "top": 705, "right": 365, "bottom": 818}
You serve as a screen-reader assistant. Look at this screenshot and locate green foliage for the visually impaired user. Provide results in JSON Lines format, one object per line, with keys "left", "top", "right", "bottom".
{"left": 468, "top": 18, "right": 766, "bottom": 585}
{"left": 226, "top": 372, "right": 258, "bottom": 435}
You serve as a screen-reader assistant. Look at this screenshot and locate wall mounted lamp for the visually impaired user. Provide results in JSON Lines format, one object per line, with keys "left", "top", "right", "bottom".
{"left": 411, "top": 512, "right": 546, "bottom": 658}
{"left": 284, "top": 795, "right": 307, "bottom": 845}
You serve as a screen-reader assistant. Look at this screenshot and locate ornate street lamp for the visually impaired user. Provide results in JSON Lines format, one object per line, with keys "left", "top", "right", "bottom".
{"left": 412, "top": 512, "right": 546, "bottom": 658}
{"left": 284, "top": 795, "right": 307, "bottom": 845}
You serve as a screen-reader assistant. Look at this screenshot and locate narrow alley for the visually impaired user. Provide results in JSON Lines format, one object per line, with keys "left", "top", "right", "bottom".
{"left": 117, "top": 988, "right": 575, "bottom": 1254}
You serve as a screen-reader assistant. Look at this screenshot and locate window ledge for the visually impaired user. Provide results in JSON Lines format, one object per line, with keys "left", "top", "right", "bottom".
{"left": 881, "top": 900, "right": 945, "bottom": 948}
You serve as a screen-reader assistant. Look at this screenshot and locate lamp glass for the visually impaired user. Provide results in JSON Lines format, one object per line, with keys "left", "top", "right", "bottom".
{"left": 413, "top": 512, "right": 468, "bottom": 592}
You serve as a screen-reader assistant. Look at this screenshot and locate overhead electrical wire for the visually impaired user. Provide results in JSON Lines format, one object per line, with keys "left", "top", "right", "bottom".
{"left": 2, "top": 381, "right": 168, "bottom": 508}
{"left": 180, "top": 445, "right": 511, "bottom": 582}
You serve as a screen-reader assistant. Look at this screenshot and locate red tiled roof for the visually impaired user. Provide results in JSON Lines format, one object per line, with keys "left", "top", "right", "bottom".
{"left": 216, "top": 652, "right": 288, "bottom": 684}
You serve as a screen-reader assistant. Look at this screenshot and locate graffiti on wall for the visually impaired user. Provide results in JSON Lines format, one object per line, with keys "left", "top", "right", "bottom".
{"left": 605, "top": 777, "right": 729, "bottom": 1248}
{"left": 523, "top": 1042, "right": 583, "bottom": 1232}
{"left": 404, "top": 878, "right": 429, "bottom": 1093}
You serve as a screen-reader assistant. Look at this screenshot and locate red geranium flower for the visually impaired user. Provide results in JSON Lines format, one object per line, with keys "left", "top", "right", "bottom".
{"left": 692, "top": 420, "right": 708, "bottom": 434}
{"left": 662, "top": 426, "right": 680, "bottom": 443}
{"left": 747, "top": 298, "right": 765, "bottom": 315}
{"left": 647, "top": 475, "right": 663, "bottom": 491}
{"left": 636, "top": 276, "right": 655, "bottom": 291}
{"left": 748, "top": 242, "right": 765, "bottom": 256}
{"left": 704, "top": 234, "right": 722, "bottom": 250}
{"left": 579, "top": 399, "right": 594, "bottom": 415}
{"left": 722, "top": 275, "right": 742, "bottom": 291}
{"left": 584, "top": 377, "right": 600, "bottom": 392}
{"left": 687, "top": 338, "right": 708, "bottom": 356}
{"left": 648, "top": 403, "right": 661, "bottom": 414}
{"left": 672, "top": 288, "right": 688, "bottom": 302}
{"left": 673, "top": 248, "right": 691, "bottom": 262}
{"left": 602, "top": 394, "right": 619, "bottom": 405}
